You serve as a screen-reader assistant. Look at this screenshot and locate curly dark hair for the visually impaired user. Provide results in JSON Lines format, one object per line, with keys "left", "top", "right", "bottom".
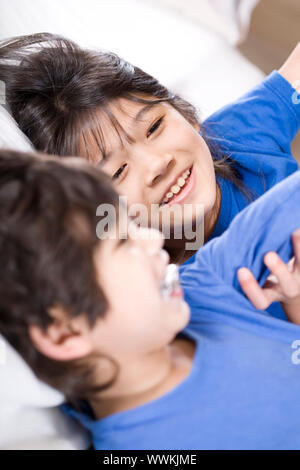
{"left": 0, "top": 148, "right": 119, "bottom": 401}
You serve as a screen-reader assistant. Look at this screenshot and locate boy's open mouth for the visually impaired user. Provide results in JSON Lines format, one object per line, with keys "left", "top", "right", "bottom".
{"left": 160, "top": 264, "right": 182, "bottom": 300}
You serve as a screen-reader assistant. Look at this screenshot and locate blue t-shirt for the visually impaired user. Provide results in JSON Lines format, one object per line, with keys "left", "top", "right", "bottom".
{"left": 184, "top": 70, "right": 300, "bottom": 321}
{"left": 62, "top": 171, "right": 300, "bottom": 450}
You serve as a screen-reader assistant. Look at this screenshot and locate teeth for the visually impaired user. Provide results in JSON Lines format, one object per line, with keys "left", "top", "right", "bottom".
{"left": 161, "top": 168, "right": 192, "bottom": 205}
{"left": 177, "top": 177, "right": 185, "bottom": 187}
{"left": 160, "top": 264, "right": 180, "bottom": 299}
{"left": 171, "top": 184, "right": 180, "bottom": 194}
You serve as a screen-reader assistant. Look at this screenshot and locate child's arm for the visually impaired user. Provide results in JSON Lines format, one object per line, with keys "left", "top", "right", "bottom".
{"left": 203, "top": 43, "right": 300, "bottom": 156}
{"left": 181, "top": 172, "right": 300, "bottom": 315}
{"left": 279, "top": 42, "right": 300, "bottom": 90}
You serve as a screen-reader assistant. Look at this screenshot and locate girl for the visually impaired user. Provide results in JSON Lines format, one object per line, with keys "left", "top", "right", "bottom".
{"left": 0, "top": 33, "right": 299, "bottom": 265}
{"left": 1, "top": 149, "right": 300, "bottom": 449}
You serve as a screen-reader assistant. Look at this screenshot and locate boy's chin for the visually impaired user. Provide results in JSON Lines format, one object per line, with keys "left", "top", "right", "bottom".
{"left": 166, "top": 299, "right": 191, "bottom": 332}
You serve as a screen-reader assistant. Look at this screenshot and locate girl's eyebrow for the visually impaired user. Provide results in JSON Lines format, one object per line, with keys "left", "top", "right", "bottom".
{"left": 97, "top": 151, "right": 111, "bottom": 166}
{"left": 133, "top": 103, "right": 156, "bottom": 122}
{"left": 97, "top": 104, "right": 157, "bottom": 167}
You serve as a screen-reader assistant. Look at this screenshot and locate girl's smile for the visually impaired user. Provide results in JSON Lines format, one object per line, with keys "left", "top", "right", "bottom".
{"left": 159, "top": 165, "right": 194, "bottom": 208}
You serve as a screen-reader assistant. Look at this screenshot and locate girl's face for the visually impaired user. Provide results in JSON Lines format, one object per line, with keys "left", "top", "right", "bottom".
{"left": 85, "top": 98, "right": 217, "bottom": 233}
{"left": 89, "top": 221, "right": 190, "bottom": 361}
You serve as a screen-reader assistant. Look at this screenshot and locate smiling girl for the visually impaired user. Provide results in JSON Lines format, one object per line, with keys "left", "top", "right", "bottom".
{"left": 0, "top": 34, "right": 299, "bottom": 264}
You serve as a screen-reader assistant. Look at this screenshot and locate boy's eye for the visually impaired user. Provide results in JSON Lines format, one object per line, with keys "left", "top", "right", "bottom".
{"left": 112, "top": 163, "right": 127, "bottom": 180}
{"left": 147, "top": 117, "right": 163, "bottom": 138}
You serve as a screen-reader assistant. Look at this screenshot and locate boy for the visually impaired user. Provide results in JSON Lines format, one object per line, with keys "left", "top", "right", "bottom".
{"left": 1, "top": 149, "right": 300, "bottom": 449}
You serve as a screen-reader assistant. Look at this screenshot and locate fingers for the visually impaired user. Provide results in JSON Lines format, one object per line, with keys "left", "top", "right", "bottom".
{"left": 238, "top": 234, "right": 300, "bottom": 311}
{"left": 264, "top": 251, "right": 299, "bottom": 298}
{"left": 237, "top": 267, "right": 272, "bottom": 310}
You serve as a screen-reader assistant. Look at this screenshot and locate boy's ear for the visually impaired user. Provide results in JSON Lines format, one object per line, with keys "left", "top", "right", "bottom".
{"left": 28, "top": 306, "right": 93, "bottom": 361}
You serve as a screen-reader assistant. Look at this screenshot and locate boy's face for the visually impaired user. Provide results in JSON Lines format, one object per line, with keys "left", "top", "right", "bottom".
{"left": 82, "top": 97, "right": 216, "bottom": 230}
{"left": 89, "top": 219, "right": 190, "bottom": 361}
{"left": 28, "top": 159, "right": 190, "bottom": 367}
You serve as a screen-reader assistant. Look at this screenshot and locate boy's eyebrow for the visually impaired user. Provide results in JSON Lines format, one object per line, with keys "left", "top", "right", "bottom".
{"left": 97, "top": 104, "right": 157, "bottom": 167}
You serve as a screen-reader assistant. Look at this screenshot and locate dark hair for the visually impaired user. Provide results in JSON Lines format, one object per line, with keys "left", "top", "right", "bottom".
{"left": 0, "top": 148, "right": 119, "bottom": 401}
{"left": 0, "top": 32, "right": 248, "bottom": 188}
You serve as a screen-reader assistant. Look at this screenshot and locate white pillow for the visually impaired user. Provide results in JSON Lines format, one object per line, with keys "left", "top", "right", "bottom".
{"left": 0, "top": 337, "right": 90, "bottom": 449}
{"left": 0, "top": 0, "right": 265, "bottom": 120}
{"left": 0, "top": 105, "right": 33, "bottom": 151}
{"left": 0, "top": 105, "right": 90, "bottom": 449}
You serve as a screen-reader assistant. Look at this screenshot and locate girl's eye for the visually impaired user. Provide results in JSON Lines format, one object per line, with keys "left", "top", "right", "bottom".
{"left": 147, "top": 117, "right": 163, "bottom": 138}
{"left": 112, "top": 163, "right": 127, "bottom": 180}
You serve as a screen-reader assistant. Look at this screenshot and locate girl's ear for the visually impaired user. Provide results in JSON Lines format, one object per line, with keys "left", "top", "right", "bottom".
{"left": 28, "top": 307, "right": 93, "bottom": 361}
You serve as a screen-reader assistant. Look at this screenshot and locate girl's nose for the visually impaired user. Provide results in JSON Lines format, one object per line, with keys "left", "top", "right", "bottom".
{"left": 142, "top": 153, "right": 174, "bottom": 187}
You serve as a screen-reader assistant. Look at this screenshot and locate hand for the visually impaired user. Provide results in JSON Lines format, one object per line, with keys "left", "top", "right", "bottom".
{"left": 237, "top": 228, "right": 300, "bottom": 324}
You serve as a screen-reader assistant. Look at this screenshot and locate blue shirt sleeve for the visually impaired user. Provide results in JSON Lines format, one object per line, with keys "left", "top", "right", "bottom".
{"left": 203, "top": 71, "right": 300, "bottom": 156}
{"left": 189, "top": 171, "right": 300, "bottom": 295}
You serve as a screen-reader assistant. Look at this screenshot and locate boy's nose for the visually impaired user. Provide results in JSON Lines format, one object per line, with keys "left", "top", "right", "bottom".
{"left": 144, "top": 228, "right": 165, "bottom": 254}
{"left": 133, "top": 226, "right": 165, "bottom": 254}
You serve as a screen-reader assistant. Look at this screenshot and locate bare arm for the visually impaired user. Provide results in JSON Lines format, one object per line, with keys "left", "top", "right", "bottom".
{"left": 278, "top": 42, "right": 300, "bottom": 90}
